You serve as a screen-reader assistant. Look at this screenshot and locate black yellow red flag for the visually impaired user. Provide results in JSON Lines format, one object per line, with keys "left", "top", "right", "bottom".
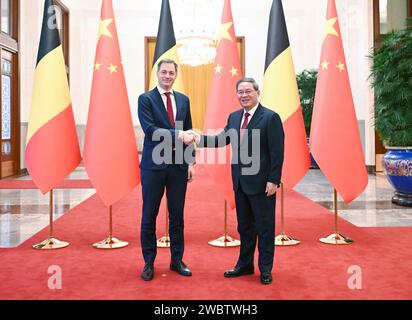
{"left": 261, "top": 0, "right": 310, "bottom": 188}
{"left": 25, "top": 0, "right": 80, "bottom": 193}
{"left": 149, "top": 0, "right": 184, "bottom": 92}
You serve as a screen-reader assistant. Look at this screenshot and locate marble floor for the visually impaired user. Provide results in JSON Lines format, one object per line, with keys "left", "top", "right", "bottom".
{"left": 1, "top": 167, "right": 411, "bottom": 248}
{"left": 0, "top": 167, "right": 95, "bottom": 248}
{"left": 294, "top": 169, "right": 412, "bottom": 227}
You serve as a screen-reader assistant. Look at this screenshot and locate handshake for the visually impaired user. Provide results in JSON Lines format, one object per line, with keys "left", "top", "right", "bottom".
{"left": 178, "top": 130, "right": 201, "bottom": 145}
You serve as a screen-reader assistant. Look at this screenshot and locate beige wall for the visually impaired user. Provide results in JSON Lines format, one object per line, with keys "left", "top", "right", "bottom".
{"left": 19, "top": 0, "right": 375, "bottom": 165}
{"left": 380, "top": 0, "right": 408, "bottom": 33}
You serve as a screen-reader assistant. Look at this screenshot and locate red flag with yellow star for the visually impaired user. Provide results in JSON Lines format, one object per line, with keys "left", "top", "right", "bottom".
{"left": 83, "top": 0, "right": 140, "bottom": 206}
{"left": 202, "top": 0, "right": 242, "bottom": 209}
{"left": 310, "top": 0, "right": 367, "bottom": 203}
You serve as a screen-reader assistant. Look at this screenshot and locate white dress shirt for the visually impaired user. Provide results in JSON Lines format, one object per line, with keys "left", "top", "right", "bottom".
{"left": 157, "top": 86, "right": 177, "bottom": 121}
{"left": 240, "top": 103, "right": 259, "bottom": 129}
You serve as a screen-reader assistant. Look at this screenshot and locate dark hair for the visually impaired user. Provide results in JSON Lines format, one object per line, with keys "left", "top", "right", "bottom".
{"left": 157, "top": 58, "right": 178, "bottom": 73}
{"left": 236, "top": 77, "right": 259, "bottom": 91}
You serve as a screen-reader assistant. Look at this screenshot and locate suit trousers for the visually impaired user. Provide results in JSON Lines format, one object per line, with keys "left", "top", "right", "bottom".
{"left": 234, "top": 183, "right": 276, "bottom": 273}
{"left": 140, "top": 165, "right": 188, "bottom": 264}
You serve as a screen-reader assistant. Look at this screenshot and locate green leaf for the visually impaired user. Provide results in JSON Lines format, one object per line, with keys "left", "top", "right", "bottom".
{"left": 369, "top": 29, "right": 412, "bottom": 147}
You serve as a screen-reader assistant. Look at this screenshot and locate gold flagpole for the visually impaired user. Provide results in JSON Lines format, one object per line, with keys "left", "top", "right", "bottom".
{"left": 109, "top": 204, "right": 113, "bottom": 243}
{"left": 208, "top": 200, "right": 240, "bottom": 247}
{"left": 274, "top": 183, "right": 300, "bottom": 246}
{"left": 319, "top": 189, "right": 353, "bottom": 245}
{"left": 157, "top": 205, "right": 171, "bottom": 248}
{"left": 33, "top": 189, "right": 69, "bottom": 250}
{"left": 93, "top": 205, "right": 128, "bottom": 249}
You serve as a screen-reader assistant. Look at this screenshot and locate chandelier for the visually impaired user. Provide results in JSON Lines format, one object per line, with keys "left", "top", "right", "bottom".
{"left": 177, "top": 33, "right": 217, "bottom": 66}
{"left": 174, "top": 0, "right": 222, "bottom": 66}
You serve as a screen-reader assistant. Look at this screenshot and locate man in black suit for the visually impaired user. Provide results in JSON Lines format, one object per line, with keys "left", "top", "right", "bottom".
{"left": 192, "top": 77, "right": 284, "bottom": 284}
{"left": 138, "top": 58, "right": 196, "bottom": 281}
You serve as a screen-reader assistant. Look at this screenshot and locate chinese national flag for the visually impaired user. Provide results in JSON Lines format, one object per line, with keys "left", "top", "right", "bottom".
{"left": 310, "top": 0, "right": 367, "bottom": 203}
{"left": 202, "top": 0, "right": 242, "bottom": 209}
{"left": 83, "top": 0, "right": 140, "bottom": 206}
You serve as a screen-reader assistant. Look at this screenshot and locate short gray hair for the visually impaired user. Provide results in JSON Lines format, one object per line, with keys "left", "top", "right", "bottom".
{"left": 236, "top": 77, "right": 259, "bottom": 91}
{"left": 157, "top": 58, "right": 178, "bottom": 73}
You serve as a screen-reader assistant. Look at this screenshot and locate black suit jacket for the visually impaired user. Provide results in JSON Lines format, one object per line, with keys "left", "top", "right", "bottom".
{"left": 138, "top": 88, "right": 194, "bottom": 170}
{"left": 200, "top": 104, "right": 284, "bottom": 195}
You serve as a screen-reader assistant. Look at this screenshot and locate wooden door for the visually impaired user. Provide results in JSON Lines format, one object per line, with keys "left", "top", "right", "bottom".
{"left": 0, "top": 49, "right": 19, "bottom": 178}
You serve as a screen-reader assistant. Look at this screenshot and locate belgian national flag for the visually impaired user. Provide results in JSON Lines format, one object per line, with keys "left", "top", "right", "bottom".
{"left": 261, "top": 0, "right": 310, "bottom": 188}
{"left": 25, "top": 0, "right": 80, "bottom": 193}
{"left": 149, "top": 0, "right": 185, "bottom": 92}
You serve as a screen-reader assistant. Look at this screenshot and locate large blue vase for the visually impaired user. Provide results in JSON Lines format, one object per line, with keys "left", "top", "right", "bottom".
{"left": 382, "top": 148, "right": 412, "bottom": 207}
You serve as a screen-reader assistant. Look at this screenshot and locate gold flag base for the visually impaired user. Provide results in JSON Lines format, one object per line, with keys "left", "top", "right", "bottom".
{"left": 208, "top": 235, "right": 240, "bottom": 247}
{"left": 274, "top": 234, "right": 300, "bottom": 246}
{"left": 92, "top": 236, "right": 128, "bottom": 249}
{"left": 157, "top": 235, "right": 170, "bottom": 248}
{"left": 33, "top": 237, "right": 70, "bottom": 250}
{"left": 319, "top": 233, "right": 354, "bottom": 245}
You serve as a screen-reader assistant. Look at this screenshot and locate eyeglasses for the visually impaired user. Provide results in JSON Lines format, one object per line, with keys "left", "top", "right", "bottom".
{"left": 237, "top": 89, "right": 255, "bottom": 96}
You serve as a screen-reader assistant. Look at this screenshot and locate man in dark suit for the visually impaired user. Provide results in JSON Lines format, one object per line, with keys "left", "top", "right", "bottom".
{"left": 138, "top": 58, "right": 195, "bottom": 281}
{"left": 193, "top": 77, "right": 284, "bottom": 284}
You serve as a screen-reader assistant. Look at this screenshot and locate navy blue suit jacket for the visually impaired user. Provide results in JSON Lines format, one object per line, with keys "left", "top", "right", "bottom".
{"left": 200, "top": 104, "right": 284, "bottom": 195}
{"left": 138, "top": 88, "right": 194, "bottom": 170}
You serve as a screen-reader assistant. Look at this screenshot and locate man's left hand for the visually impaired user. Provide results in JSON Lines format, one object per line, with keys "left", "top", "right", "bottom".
{"left": 188, "top": 165, "right": 195, "bottom": 182}
{"left": 265, "top": 182, "right": 278, "bottom": 197}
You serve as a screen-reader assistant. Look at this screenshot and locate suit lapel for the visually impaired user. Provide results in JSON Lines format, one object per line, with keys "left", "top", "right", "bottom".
{"left": 232, "top": 109, "right": 243, "bottom": 144}
{"left": 247, "top": 105, "right": 264, "bottom": 131}
{"left": 234, "top": 109, "right": 243, "bottom": 132}
{"left": 174, "top": 92, "right": 182, "bottom": 122}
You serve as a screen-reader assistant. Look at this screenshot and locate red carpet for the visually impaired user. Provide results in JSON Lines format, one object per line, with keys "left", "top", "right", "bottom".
{"left": 0, "top": 179, "right": 92, "bottom": 189}
{"left": 0, "top": 165, "right": 411, "bottom": 300}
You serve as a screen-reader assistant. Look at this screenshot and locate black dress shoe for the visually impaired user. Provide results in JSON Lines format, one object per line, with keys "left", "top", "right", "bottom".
{"left": 170, "top": 261, "right": 192, "bottom": 276}
{"left": 141, "top": 263, "right": 154, "bottom": 281}
{"left": 224, "top": 265, "right": 254, "bottom": 278}
{"left": 260, "top": 272, "right": 272, "bottom": 285}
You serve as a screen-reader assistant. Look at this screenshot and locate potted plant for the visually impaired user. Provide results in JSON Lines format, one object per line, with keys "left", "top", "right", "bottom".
{"left": 369, "top": 29, "right": 412, "bottom": 207}
{"left": 296, "top": 68, "right": 318, "bottom": 168}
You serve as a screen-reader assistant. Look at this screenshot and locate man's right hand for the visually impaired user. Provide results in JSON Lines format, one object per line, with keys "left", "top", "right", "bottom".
{"left": 178, "top": 130, "right": 200, "bottom": 145}
{"left": 189, "top": 130, "right": 201, "bottom": 145}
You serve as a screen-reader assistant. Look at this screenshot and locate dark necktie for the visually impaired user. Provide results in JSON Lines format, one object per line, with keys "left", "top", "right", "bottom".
{"left": 164, "top": 92, "right": 175, "bottom": 127}
{"left": 240, "top": 112, "right": 250, "bottom": 140}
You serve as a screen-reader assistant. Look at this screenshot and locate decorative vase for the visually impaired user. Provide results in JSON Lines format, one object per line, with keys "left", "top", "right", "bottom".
{"left": 382, "top": 148, "right": 412, "bottom": 207}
